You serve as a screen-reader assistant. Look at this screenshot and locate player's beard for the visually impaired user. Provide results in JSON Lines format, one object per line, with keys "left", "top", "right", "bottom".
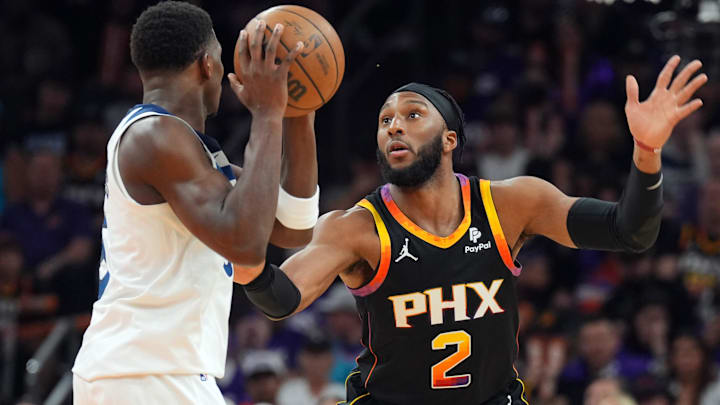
{"left": 376, "top": 133, "right": 443, "bottom": 188}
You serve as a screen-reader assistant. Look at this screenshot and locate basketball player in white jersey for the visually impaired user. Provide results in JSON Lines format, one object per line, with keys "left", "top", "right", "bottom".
{"left": 72, "top": 2, "right": 316, "bottom": 404}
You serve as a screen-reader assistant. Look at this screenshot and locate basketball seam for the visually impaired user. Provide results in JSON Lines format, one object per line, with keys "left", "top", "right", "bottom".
{"left": 274, "top": 8, "right": 341, "bottom": 95}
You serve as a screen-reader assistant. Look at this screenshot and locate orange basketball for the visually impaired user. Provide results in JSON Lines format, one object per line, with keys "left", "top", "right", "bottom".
{"left": 234, "top": 5, "right": 345, "bottom": 117}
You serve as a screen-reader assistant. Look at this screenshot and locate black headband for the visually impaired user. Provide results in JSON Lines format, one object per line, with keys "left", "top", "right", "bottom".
{"left": 392, "top": 82, "right": 465, "bottom": 148}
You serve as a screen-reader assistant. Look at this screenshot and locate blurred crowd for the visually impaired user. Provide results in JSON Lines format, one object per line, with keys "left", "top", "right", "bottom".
{"left": 1, "top": 0, "right": 720, "bottom": 404}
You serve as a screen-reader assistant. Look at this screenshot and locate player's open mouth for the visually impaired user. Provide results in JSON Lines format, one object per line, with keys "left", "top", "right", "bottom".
{"left": 387, "top": 141, "right": 411, "bottom": 158}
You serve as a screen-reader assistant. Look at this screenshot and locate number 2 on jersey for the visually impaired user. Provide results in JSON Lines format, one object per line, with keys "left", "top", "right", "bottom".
{"left": 431, "top": 330, "right": 471, "bottom": 389}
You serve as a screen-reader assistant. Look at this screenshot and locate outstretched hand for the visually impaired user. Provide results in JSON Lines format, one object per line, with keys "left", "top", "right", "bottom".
{"left": 625, "top": 55, "right": 708, "bottom": 149}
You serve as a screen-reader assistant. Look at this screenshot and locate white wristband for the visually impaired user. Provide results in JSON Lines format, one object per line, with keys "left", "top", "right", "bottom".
{"left": 276, "top": 185, "right": 320, "bottom": 230}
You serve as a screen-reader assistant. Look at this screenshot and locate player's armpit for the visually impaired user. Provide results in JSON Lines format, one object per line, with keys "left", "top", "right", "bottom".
{"left": 119, "top": 115, "right": 282, "bottom": 266}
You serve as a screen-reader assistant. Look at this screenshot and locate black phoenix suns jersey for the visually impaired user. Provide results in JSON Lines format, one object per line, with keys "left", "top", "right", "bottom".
{"left": 349, "top": 174, "right": 527, "bottom": 405}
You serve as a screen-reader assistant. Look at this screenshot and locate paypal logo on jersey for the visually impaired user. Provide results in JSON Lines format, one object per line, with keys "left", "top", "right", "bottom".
{"left": 465, "top": 241, "right": 492, "bottom": 253}
{"left": 466, "top": 227, "right": 491, "bottom": 253}
{"left": 469, "top": 227, "right": 482, "bottom": 243}
{"left": 223, "top": 261, "right": 233, "bottom": 277}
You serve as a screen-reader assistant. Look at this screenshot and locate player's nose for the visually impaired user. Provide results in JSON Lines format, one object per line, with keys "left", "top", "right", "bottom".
{"left": 387, "top": 116, "right": 405, "bottom": 137}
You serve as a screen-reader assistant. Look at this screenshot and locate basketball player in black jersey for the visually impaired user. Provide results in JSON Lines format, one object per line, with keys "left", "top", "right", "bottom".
{"left": 235, "top": 56, "right": 707, "bottom": 404}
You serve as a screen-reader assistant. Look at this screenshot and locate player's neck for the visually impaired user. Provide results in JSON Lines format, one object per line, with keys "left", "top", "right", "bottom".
{"left": 389, "top": 167, "right": 463, "bottom": 237}
{"left": 141, "top": 75, "right": 207, "bottom": 133}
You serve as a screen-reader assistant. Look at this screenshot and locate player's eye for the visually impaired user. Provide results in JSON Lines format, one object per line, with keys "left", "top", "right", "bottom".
{"left": 381, "top": 116, "right": 392, "bottom": 125}
{"left": 409, "top": 112, "right": 421, "bottom": 119}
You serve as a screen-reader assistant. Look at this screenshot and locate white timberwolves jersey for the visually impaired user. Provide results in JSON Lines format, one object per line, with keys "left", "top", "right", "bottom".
{"left": 73, "top": 104, "right": 236, "bottom": 381}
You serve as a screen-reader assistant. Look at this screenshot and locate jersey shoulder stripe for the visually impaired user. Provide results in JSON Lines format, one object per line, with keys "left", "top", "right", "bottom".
{"left": 478, "top": 179, "right": 522, "bottom": 276}
{"left": 350, "top": 199, "right": 392, "bottom": 297}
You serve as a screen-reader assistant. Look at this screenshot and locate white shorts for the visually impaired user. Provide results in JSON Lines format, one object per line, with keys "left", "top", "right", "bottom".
{"left": 73, "top": 373, "right": 226, "bottom": 405}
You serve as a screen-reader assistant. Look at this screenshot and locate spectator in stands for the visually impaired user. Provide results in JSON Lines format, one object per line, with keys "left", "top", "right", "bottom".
{"left": 476, "top": 100, "right": 528, "bottom": 180}
{"left": 573, "top": 101, "right": 628, "bottom": 199}
{"left": 276, "top": 337, "right": 344, "bottom": 405}
{"left": 0, "top": 234, "right": 58, "bottom": 319}
{"left": 560, "top": 317, "right": 649, "bottom": 403}
{"left": 660, "top": 112, "right": 707, "bottom": 220}
{"left": 237, "top": 350, "right": 286, "bottom": 405}
{"left": 0, "top": 234, "right": 23, "bottom": 301}
{"left": 24, "top": 81, "right": 72, "bottom": 149}
{"left": 704, "top": 133, "right": 720, "bottom": 181}
{"left": 584, "top": 377, "right": 625, "bottom": 405}
{"left": 0, "top": 234, "right": 59, "bottom": 400}
{"left": 597, "top": 394, "right": 637, "bottom": 405}
{"left": 63, "top": 115, "right": 109, "bottom": 227}
{"left": 233, "top": 311, "right": 307, "bottom": 370}
{"left": 701, "top": 380, "right": 720, "bottom": 405}
{"left": 624, "top": 301, "right": 671, "bottom": 377}
{"left": 317, "top": 283, "right": 363, "bottom": 384}
{"left": 522, "top": 332, "right": 567, "bottom": 403}
{"left": 676, "top": 180, "right": 720, "bottom": 325}
{"left": 669, "top": 333, "right": 719, "bottom": 405}
{"left": 703, "top": 313, "right": 720, "bottom": 367}
{"left": 0, "top": 148, "right": 94, "bottom": 314}
{"left": 632, "top": 374, "right": 672, "bottom": 405}
{"left": 605, "top": 255, "right": 697, "bottom": 334}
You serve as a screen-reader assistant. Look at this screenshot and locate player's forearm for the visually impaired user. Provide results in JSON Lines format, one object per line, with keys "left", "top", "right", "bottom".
{"left": 567, "top": 161, "right": 662, "bottom": 253}
{"left": 220, "top": 115, "right": 284, "bottom": 264}
{"left": 240, "top": 261, "right": 302, "bottom": 320}
{"left": 269, "top": 115, "right": 318, "bottom": 247}
{"left": 281, "top": 115, "right": 318, "bottom": 197}
{"left": 239, "top": 254, "right": 338, "bottom": 320}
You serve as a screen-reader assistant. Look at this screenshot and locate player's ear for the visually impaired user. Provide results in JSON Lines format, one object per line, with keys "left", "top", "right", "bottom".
{"left": 443, "top": 130, "right": 458, "bottom": 153}
{"left": 199, "top": 52, "right": 212, "bottom": 80}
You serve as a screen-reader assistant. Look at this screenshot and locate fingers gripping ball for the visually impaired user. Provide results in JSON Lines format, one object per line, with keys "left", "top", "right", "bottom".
{"left": 234, "top": 5, "right": 345, "bottom": 117}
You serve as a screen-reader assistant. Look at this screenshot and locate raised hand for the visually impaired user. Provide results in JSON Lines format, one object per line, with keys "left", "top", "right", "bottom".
{"left": 625, "top": 55, "right": 708, "bottom": 149}
{"left": 228, "top": 19, "right": 304, "bottom": 117}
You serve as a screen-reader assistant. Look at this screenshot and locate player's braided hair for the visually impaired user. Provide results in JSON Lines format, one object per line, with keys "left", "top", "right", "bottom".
{"left": 130, "top": 1, "right": 214, "bottom": 72}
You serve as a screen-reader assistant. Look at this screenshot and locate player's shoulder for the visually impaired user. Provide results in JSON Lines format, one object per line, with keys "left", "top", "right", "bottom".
{"left": 120, "top": 115, "right": 204, "bottom": 169}
{"left": 488, "top": 176, "right": 553, "bottom": 196}
{"left": 124, "top": 114, "right": 196, "bottom": 150}
{"left": 317, "top": 205, "right": 375, "bottom": 233}
{"left": 313, "top": 206, "right": 380, "bottom": 268}
{"left": 488, "top": 176, "right": 565, "bottom": 212}
{"left": 313, "top": 205, "right": 377, "bottom": 246}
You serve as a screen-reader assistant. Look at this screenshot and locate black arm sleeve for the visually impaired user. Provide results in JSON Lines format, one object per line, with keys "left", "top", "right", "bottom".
{"left": 242, "top": 262, "right": 301, "bottom": 319}
{"left": 567, "top": 163, "right": 663, "bottom": 253}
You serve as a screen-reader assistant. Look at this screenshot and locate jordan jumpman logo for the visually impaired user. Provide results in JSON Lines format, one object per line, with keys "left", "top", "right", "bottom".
{"left": 395, "top": 238, "right": 418, "bottom": 262}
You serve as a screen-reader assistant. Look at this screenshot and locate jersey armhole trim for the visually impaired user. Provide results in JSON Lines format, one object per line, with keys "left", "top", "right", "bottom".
{"left": 110, "top": 112, "right": 159, "bottom": 207}
{"left": 363, "top": 312, "right": 378, "bottom": 388}
{"left": 479, "top": 180, "right": 522, "bottom": 276}
{"left": 110, "top": 112, "right": 217, "bottom": 208}
{"left": 349, "top": 199, "right": 392, "bottom": 297}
